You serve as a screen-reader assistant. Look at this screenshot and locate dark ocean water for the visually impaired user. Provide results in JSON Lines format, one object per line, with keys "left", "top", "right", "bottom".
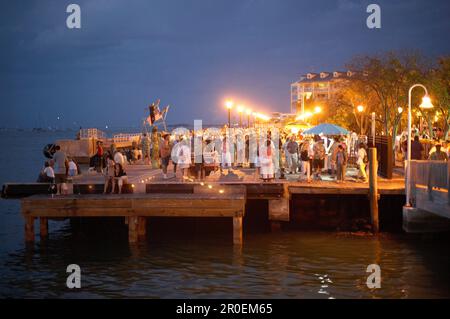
{"left": 0, "top": 130, "right": 449, "bottom": 299}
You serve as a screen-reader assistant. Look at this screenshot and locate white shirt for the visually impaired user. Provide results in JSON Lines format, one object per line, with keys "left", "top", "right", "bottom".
{"left": 114, "top": 152, "right": 125, "bottom": 166}
{"left": 68, "top": 161, "right": 77, "bottom": 171}
{"left": 44, "top": 166, "right": 55, "bottom": 178}
{"left": 357, "top": 148, "right": 367, "bottom": 165}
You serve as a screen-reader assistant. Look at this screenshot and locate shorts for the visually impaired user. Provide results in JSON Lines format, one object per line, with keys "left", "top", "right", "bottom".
{"left": 55, "top": 174, "right": 67, "bottom": 183}
{"left": 313, "top": 159, "right": 324, "bottom": 170}
{"left": 161, "top": 156, "right": 170, "bottom": 168}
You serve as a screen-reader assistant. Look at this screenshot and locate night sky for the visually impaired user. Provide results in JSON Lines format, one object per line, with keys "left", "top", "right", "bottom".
{"left": 1, "top": 0, "right": 449, "bottom": 129}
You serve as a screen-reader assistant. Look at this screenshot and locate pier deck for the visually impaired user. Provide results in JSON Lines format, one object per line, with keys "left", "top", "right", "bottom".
{"left": 2, "top": 164, "right": 407, "bottom": 245}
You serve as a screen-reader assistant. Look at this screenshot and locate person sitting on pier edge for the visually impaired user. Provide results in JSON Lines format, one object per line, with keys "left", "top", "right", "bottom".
{"left": 103, "top": 154, "right": 115, "bottom": 194}
{"left": 160, "top": 133, "right": 172, "bottom": 180}
{"left": 430, "top": 144, "right": 448, "bottom": 161}
{"left": 53, "top": 145, "right": 69, "bottom": 194}
{"left": 37, "top": 160, "right": 55, "bottom": 184}
{"left": 114, "top": 163, "right": 128, "bottom": 194}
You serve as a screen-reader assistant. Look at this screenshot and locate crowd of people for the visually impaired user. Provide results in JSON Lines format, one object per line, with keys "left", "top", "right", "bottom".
{"left": 92, "top": 126, "right": 371, "bottom": 185}
{"left": 38, "top": 125, "right": 449, "bottom": 195}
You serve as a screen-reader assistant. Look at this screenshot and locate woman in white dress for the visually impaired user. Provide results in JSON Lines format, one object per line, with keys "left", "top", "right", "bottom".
{"left": 259, "top": 139, "right": 275, "bottom": 181}
{"left": 176, "top": 138, "right": 191, "bottom": 181}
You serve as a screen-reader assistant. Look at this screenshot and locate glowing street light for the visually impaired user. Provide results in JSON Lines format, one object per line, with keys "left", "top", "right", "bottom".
{"left": 398, "top": 107, "right": 403, "bottom": 114}
{"left": 314, "top": 106, "right": 322, "bottom": 114}
{"left": 405, "top": 84, "right": 434, "bottom": 207}
{"left": 419, "top": 95, "right": 433, "bottom": 109}
{"left": 245, "top": 109, "right": 252, "bottom": 128}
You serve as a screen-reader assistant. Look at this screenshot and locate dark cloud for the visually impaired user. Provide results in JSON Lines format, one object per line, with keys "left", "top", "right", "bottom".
{"left": 0, "top": 0, "right": 449, "bottom": 128}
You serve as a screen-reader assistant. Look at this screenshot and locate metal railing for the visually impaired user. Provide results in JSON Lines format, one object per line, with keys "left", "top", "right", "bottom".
{"left": 409, "top": 160, "right": 450, "bottom": 206}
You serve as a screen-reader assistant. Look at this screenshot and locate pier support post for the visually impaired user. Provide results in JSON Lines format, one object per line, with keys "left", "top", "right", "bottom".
{"left": 369, "top": 148, "right": 379, "bottom": 233}
{"left": 25, "top": 216, "right": 35, "bottom": 242}
{"left": 233, "top": 216, "right": 243, "bottom": 245}
{"left": 128, "top": 216, "right": 138, "bottom": 243}
{"left": 40, "top": 217, "right": 48, "bottom": 238}
{"left": 137, "top": 217, "right": 147, "bottom": 238}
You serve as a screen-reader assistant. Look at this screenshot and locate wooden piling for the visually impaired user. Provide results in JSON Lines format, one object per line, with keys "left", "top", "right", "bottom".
{"left": 39, "top": 217, "right": 48, "bottom": 238}
{"left": 368, "top": 148, "right": 379, "bottom": 233}
{"left": 233, "top": 216, "right": 243, "bottom": 245}
{"left": 137, "top": 217, "right": 147, "bottom": 238}
{"left": 128, "top": 216, "right": 138, "bottom": 243}
{"left": 25, "top": 216, "right": 35, "bottom": 242}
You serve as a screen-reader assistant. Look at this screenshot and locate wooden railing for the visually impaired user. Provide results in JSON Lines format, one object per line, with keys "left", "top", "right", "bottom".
{"left": 410, "top": 160, "right": 450, "bottom": 207}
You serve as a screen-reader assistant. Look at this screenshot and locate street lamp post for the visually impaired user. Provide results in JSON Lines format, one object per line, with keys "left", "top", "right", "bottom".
{"left": 246, "top": 109, "right": 252, "bottom": 128}
{"left": 225, "top": 101, "right": 233, "bottom": 129}
{"left": 406, "top": 84, "right": 433, "bottom": 206}
{"left": 237, "top": 105, "right": 244, "bottom": 127}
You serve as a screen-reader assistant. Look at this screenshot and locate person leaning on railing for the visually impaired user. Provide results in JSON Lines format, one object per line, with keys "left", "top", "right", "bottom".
{"left": 430, "top": 144, "right": 448, "bottom": 161}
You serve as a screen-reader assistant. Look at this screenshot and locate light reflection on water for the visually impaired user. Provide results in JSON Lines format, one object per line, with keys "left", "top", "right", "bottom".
{"left": 0, "top": 131, "right": 449, "bottom": 298}
{"left": 1, "top": 222, "right": 449, "bottom": 299}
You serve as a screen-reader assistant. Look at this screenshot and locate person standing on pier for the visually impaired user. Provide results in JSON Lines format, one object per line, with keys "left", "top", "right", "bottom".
{"left": 221, "top": 136, "right": 232, "bottom": 175}
{"left": 260, "top": 138, "right": 275, "bottom": 181}
{"left": 175, "top": 136, "right": 191, "bottom": 181}
{"left": 335, "top": 145, "right": 347, "bottom": 183}
{"left": 299, "top": 140, "right": 312, "bottom": 183}
{"left": 96, "top": 141, "right": 104, "bottom": 173}
{"left": 114, "top": 163, "right": 128, "bottom": 194}
{"left": 312, "top": 136, "right": 326, "bottom": 181}
{"left": 357, "top": 143, "right": 368, "bottom": 183}
{"left": 151, "top": 127, "right": 161, "bottom": 169}
{"left": 286, "top": 135, "right": 299, "bottom": 174}
{"left": 430, "top": 144, "right": 448, "bottom": 161}
{"left": 141, "top": 133, "right": 151, "bottom": 165}
{"left": 160, "top": 134, "right": 172, "bottom": 179}
{"left": 411, "top": 136, "right": 424, "bottom": 160}
{"left": 52, "top": 145, "right": 69, "bottom": 195}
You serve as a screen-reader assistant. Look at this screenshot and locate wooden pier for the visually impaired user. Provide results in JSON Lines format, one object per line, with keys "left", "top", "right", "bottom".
{"left": 22, "top": 187, "right": 246, "bottom": 245}
{"left": 2, "top": 165, "right": 407, "bottom": 245}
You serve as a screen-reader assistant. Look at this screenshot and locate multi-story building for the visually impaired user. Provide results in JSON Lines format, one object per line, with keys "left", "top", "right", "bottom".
{"left": 290, "top": 71, "right": 356, "bottom": 114}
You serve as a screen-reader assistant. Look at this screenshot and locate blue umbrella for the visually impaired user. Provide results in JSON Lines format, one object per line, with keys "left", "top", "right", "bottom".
{"left": 302, "top": 123, "right": 349, "bottom": 135}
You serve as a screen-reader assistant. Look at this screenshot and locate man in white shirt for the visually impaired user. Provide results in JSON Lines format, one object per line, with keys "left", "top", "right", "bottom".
{"left": 357, "top": 143, "right": 368, "bottom": 183}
